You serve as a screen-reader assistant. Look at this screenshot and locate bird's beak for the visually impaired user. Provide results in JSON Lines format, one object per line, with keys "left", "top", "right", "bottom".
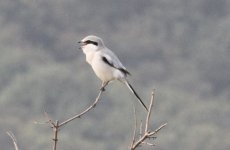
{"left": 78, "top": 41, "right": 84, "bottom": 50}
{"left": 78, "top": 41, "right": 87, "bottom": 46}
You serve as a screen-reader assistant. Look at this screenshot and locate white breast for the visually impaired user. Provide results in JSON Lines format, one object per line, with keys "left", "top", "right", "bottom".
{"left": 82, "top": 45, "right": 98, "bottom": 65}
{"left": 91, "top": 52, "right": 114, "bottom": 82}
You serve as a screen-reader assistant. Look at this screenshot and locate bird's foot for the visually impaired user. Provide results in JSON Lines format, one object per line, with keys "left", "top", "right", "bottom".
{"left": 100, "top": 86, "right": 106, "bottom": 91}
{"left": 100, "top": 81, "right": 109, "bottom": 91}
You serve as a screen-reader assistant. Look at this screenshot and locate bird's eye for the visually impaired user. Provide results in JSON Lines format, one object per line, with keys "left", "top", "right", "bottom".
{"left": 84, "top": 40, "right": 90, "bottom": 44}
{"left": 84, "top": 40, "right": 98, "bottom": 46}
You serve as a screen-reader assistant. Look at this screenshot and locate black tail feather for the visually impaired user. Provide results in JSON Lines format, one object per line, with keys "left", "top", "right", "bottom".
{"left": 124, "top": 80, "right": 148, "bottom": 111}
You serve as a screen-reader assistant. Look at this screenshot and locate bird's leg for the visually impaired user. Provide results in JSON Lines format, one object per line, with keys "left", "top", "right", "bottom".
{"left": 100, "top": 81, "right": 109, "bottom": 91}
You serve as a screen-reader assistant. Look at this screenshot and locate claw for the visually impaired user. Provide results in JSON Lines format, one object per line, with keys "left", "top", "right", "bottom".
{"left": 100, "top": 87, "right": 106, "bottom": 91}
{"left": 100, "top": 81, "right": 109, "bottom": 92}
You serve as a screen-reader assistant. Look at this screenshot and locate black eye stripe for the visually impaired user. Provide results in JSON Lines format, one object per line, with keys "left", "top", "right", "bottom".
{"left": 84, "top": 40, "right": 98, "bottom": 46}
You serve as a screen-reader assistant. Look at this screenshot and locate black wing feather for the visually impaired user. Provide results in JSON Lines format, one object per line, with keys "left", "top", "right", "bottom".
{"left": 102, "top": 56, "right": 131, "bottom": 76}
{"left": 102, "top": 56, "right": 114, "bottom": 68}
{"left": 118, "top": 68, "right": 131, "bottom": 76}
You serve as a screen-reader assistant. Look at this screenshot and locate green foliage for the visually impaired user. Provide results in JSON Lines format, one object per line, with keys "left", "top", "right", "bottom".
{"left": 0, "top": 0, "right": 230, "bottom": 150}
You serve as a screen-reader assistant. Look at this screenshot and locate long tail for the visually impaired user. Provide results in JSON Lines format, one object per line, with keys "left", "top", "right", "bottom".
{"left": 123, "top": 80, "right": 148, "bottom": 111}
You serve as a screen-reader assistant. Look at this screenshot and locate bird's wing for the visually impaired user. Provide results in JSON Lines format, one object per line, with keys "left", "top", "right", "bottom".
{"left": 101, "top": 49, "right": 131, "bottom": 76}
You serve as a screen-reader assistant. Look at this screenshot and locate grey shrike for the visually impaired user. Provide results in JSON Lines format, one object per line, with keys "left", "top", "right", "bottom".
{"left": 78, "top": 35, "right": 148, "bottom": 111}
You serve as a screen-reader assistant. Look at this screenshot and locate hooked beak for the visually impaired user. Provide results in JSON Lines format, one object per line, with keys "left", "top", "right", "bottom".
{"left": 78, "top": 41, "right": 85, "bottom": 50}
{"left": 78, "top": 41, "right": 87, "bottom": 45}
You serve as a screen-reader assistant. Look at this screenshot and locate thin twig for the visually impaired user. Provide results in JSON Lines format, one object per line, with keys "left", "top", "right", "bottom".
{"left": 131, "top": 123, "right": 166, "bottom": 149}
{"left": 148, "top": 123, "right": 167, "bottom": 136}
{"left": 44, "top": 111, "right": 56, "bottom": 127}
{"left": 145, "top": 90, "right": 155, "bottom": 133}
{"left": 139, "top": 120, "right": 143, "bottom": 138}
{"left": 59, "top": 90, "right": 103, "bottom": 127}
{"left": 142, "top": 141, "right": 155, "bottom": 146}
{"left": 130, "top": 90, "right": 167, "bottom": 150}
{"left": 130, "top": 104, "right": 137, "bottom": 147}
{"left": 6, "top": 131, "right": 19, "bottom": 150}
{"left": 52, "top": 121, "right": 59, "bottom": 150}
{"left": 40, "top": 90, "right": 103, "bottom": 150}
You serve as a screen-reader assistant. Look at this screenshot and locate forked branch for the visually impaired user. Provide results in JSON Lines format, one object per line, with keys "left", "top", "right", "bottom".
{"left": 130, "top": 90, "right": 167, "bottom": 150}
{"left": 42, "top": 89, "right": 104, "bottom": 150}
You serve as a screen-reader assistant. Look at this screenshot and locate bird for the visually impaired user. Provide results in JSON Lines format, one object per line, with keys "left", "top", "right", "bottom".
{"left": 78, "top": 35, "right": 148, "bottom": 111}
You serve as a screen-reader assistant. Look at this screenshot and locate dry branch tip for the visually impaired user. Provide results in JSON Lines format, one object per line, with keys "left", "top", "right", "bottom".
{"left": 6, "top": 131, "right": 19, "bottom": 150}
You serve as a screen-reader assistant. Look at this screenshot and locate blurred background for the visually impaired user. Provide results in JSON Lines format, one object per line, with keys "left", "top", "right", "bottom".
{"left": 0, "top": 0, "right": 230, "bottom": 150}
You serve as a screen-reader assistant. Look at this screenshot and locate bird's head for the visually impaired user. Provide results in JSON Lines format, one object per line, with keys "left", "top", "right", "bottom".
{"left": 78, "top": 35, "right": 105, "bottom": 51}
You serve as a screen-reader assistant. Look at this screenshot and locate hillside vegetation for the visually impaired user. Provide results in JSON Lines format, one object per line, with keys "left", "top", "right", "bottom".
{"left": 0, "top": 0, "right": 229, "bottom": 150}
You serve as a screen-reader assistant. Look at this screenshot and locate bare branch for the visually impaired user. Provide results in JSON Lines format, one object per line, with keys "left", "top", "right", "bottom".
{"left": 39, "top": 90, "right": 104, "bottom": 150}
{"left": 44, "top": 111, "right": 56, "bottom": 127}
{"left": 131, "top": 122, "right": 167, "bottom": 150}
{"left": 130, "top": 90, "right": 167, "bottom": 150}
{"left": 139, "top": 120, "right": 143, "bottom": 138}
{"left": 148, "top": 123, "right": 167, "bottom": 136}
{"left": 130, "top": 105, "right": 137, "bottom": 147}
{"left": 142, "top": 141, "right": 155, "bottom": 146}
{"left": 6, "top": 131, "right": 19, "bottom": 150}
{"left": 59, "top": 90, "right": 103, "bottom": 127}
{"left": 145, "top": 90, "right": 155, "bottom": 133}
{"left": 52, "top": 121, "right": 59, "bottom": 150}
